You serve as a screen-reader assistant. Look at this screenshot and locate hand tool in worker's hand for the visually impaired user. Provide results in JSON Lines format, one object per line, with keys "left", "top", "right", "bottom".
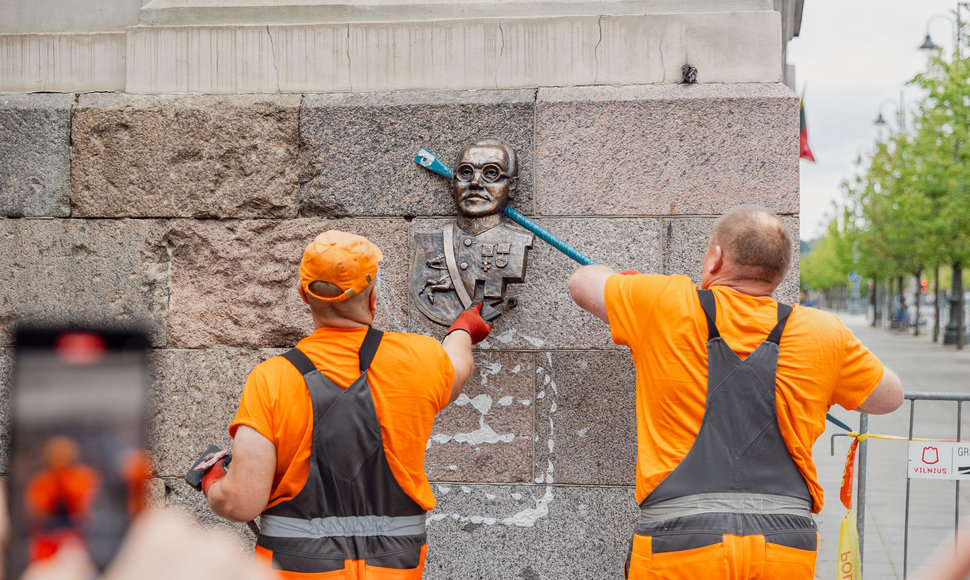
{"left": 413, "top": 148, "right": 596, "bottom": 266}
{"left": 185, "top": 444, "right": 231, "bottom": 491}
{"left": 185, "top": 444, "right": 261, "bottom": 536}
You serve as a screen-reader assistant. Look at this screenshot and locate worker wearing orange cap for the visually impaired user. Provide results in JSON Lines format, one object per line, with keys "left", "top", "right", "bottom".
{"left": 201, "top": 230, "right": 491, "bottom": 579}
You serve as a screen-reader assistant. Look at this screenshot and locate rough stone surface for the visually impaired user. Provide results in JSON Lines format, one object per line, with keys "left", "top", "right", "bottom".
{"left": 300, "top": 91, "right": 535, "bottom": 217}
{"left": 662, "top": 215, "right": 801, "bottom": 304}
{"left": 0, "top": 93, "right": 73, "bottom": 217}
{"left": 535, "top": 84, "right": 799, "bottom": 216}
{"left": 72, "top": 93, "right": 301, "bottom": 218}
{"left": 426, "top": 483, "right": 637, "bottom": 579}
{"left": 534, "top": 351, "right": 636, "bottom": 486}
{"left": 149, "top": 348, "right": 282, "bottom": 477}
{"left": 408, "top": 217, "right": 662, "bottom": 350}
{"left": 160, "top": 476, "right": 256, "bottom": 551}
{"left": 427, "top": 351, "right": 534, "bottom": 483}
{"left": 0, "top": 349, "right": 10, "bottom": 472}
{"left": 0, "top": 219, "right": 170, "bottom": 346}
{"left": 168, "top": 218, "right": 409, "bottom": 348}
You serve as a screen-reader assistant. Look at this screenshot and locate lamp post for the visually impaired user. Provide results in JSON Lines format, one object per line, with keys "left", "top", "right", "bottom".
{"left": 920, "top": 3, "right": 969, "bottom": 348}
{"left": 918, "top": 2, "right": 968, "bottom": 58}
{"left": 873, "top": 94, "right": 905, "bottom": 132}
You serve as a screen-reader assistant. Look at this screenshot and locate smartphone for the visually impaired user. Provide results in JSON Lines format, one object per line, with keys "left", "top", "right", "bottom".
{"left": 7, "top": 326, "right": 151, "bottom": 576}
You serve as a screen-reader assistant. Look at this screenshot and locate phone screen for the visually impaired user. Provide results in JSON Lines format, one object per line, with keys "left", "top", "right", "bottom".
{"left": 7, "top": 327, "right": 151, "bottom": 576}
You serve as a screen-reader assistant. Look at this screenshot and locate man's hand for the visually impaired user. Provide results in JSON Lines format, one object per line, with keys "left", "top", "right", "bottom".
{"left": 201, "top": 460, "right": 228, "bottom": 496}
{"left": 446, "top": 303, "right": 493, "bottom": 345}
{"left": 620, "top": 270, "right": 641, "bottom": 275}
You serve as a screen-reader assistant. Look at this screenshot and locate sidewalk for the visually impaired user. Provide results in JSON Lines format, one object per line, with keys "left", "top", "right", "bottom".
{"left": 813, "top": 312, "right": 970, "bottom": 579}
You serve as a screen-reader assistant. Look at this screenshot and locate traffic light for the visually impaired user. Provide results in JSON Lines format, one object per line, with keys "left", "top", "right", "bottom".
{"left": 920, "top": 279, "right": 928, "bottom": 293}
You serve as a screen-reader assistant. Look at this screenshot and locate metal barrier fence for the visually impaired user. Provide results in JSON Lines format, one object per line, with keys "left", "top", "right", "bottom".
{"left": 838, "top": 392, "right": 970, "bottom": 578}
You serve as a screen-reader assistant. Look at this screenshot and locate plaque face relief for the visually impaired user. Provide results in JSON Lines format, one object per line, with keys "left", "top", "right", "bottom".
{"left": 409, "top": 139, "right": 533, "bottom": 326}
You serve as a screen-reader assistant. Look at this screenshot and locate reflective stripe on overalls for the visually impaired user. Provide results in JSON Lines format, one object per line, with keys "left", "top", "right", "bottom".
{"left": 625, "top": 289, "right": 817, "bottom": 579}
{"left": 255, "top": 327, "right": 428, "bottom": 577}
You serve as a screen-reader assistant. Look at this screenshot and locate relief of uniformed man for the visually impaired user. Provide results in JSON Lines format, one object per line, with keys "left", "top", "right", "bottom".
{"left": 410, "top": 139, "right": 534, "bottom": 326}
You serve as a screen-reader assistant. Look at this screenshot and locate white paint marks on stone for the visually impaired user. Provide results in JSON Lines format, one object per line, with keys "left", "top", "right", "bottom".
{"left": 447, "top": 465, "right": 458, "bottom": 471}
{"left": 518, "top": 399, "right": 532, "bottom": 406}
{"left": 511, "top": 493, "right": 523, "bottom": 500}
{"left": 537, "top": 390, "right": 545, "bottom": 399}
{"left": 498, "top": 396, "right": 514, "bottom": 406}
{"left": 479, "top": 361, "right": 503, "bottom": 386}
{"left": 512, "top": 364, "right": 521, "bottom": 373}
{"left": 495, "top": 329, "right": 517, "bottom": 344}
{"left": 577, "top": 359, "right": 589, "bottom": 370}
{"left": 461, "top": 486, "right": 472, "bottom": 494}
{"left": 437, "top": 485, "right": 452, "bottom": 494}
{"left": 522, "top": 334, "right": 545, "bottom": 348}
{"left": 501, "top": 486, "right": 554, "bottom": 528}
{"left": 577, "top": 427, "right": 589, "bottom": 437}
{"left": 485, "top": 492, "right": 496, "bottom": 500}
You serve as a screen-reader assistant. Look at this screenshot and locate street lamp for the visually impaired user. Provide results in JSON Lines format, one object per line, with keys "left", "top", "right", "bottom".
{"left": 873, "top": 94, "right": 905, "bottom": 131}
{"left": 918, "top": 2, "right": 968, "bottom": 58}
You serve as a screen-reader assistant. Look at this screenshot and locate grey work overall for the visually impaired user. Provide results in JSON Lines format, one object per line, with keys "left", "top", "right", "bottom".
{"left": 626, "top": 289, "right": 817, "bottom": 577}
{"left": 255, "top": 328, "right": 428, "bottom": 576}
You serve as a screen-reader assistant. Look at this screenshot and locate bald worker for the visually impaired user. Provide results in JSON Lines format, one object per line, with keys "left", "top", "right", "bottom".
{"left": 568, "top": 205, "right": 903, "bottom": 579}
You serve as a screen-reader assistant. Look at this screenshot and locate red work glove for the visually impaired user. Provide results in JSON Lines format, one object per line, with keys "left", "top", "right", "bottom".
{"left": 447, "top": 303, "right": 493, "bottom": 344}
{"left": 620, "top": 270, "right": 641, "bottom": 275}
{"left": 201, "top": 460, "right": 227, "bottom": 497}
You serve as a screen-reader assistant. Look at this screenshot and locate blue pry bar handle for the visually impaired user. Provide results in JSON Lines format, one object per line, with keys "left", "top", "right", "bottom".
{"left": 503, "top": 207, "right": 596, "bottom": 266}
{"left": 414, "top": 148, "right": 596, "bottom": 265}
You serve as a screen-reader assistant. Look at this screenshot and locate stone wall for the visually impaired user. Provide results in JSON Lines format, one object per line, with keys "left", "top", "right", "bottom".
{"left": 0, "top": 84, "right": 800, "bottom": 578}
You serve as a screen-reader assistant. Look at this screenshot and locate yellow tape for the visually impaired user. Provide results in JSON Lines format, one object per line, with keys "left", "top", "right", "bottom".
{"left": 847, "top": 431, "right": 934, "bottom": 442}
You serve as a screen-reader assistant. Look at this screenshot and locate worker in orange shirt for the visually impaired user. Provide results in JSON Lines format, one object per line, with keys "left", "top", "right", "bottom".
{"left": 198, "top": 230, "right": 490, "bottom": 578}
{"left": 25, "top": 436, "right": 100, "bottom": 563}
{"left": 568, "top": 206, "right": 904, "bottom": 579}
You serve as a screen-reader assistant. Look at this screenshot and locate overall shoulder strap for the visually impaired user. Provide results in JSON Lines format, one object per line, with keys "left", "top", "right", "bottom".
{"left": 281, "top": 347, "right": 317, "bottom": 376}
{"left": 765, "top": 303, "right": 793, "bottom": 345}
{"left": 696, "top": 289, "right": 720, "bottom": 340}
{"left": 358, "top": 327, "right": 383, "bottom": 373}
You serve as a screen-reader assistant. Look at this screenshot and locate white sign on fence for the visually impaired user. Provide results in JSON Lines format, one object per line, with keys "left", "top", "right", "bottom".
{"left": 908, "top": 441, "right": 970, "bottom": 480}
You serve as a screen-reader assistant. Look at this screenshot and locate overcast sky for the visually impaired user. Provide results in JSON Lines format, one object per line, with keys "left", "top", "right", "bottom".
{"left": 788, "top": 0, "right": 961, "bottom": 241}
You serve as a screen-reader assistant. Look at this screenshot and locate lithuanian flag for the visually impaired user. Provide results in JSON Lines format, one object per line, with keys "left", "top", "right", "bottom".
{"left": 799, "top": 92, "right": 816, "bottom": 162}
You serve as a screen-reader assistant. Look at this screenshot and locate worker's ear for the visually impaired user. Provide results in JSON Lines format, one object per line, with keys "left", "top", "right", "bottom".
{"left": 368, "top": 285, "right": 378, "bottom": 317}
{"left": 707, "top": 245, "right": 724, "bottom": 274}
{"left": 298, "top": 282, "right": 309, "bottom": 305}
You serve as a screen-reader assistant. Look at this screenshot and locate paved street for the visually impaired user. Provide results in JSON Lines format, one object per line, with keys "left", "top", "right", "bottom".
{"left": 813, "top": 313, "right": 970, "bottom": 579}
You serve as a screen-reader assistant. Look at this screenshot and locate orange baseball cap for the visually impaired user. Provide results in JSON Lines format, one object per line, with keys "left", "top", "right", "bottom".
{"left": 299, "top": 231, "right": 383, "bottom": 302}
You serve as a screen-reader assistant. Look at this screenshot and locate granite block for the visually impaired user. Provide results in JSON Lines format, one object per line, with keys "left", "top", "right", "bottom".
{"left": 0, "top": 94, "right": 73, "bottom": 217}
{"left": 408, "top": 217, "right": 662, "bottom": 350}
{"left": 148, "top": 348, "right": 282, "bottom": 478}
{"left": 427, "top": 351, "right": 534, "bottom": 483}
{"left": 72, "top": 93, "right": 301, "bottom": 218}
{"left": 0, "top": 219, "right": 170, "bottom": 346}
{"left": 662, "top": 215, "right": 800, "bottom": 304}
{"left": 300, "top": 90, "right": 535, "bottom": 217}
{"left": 535, "top": 84, "right": 799, "bottom": 216}
{"left": 533, "top": 351, "right": 636, "bottom": 486}
{"left": 426, "top": 483, "right": 637, "bottom": 579}
{"left": 161, "top": 476, "right": 256, "bottom": 551}
{"left": 168, "top": 218, "right": 408, "bottom": 348}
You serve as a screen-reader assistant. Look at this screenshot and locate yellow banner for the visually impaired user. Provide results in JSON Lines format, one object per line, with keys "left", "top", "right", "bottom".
{"left": 838, "top": 510, "right": 861, "bottom": 580}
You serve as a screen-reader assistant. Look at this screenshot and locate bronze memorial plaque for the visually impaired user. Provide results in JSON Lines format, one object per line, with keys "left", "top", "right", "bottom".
{"left": 410, "top": 139, "right": 533, "bottom": 326}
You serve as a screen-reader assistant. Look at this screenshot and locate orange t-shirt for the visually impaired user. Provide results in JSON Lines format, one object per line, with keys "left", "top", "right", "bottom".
{"left": 230, "top": 327, "right": 455, "bottom": 511}
{"left": 605, "top": 274, "right": 885, "bottom": 512}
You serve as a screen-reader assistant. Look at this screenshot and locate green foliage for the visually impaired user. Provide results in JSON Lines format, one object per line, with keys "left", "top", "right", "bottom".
{"left": 834, "top": 29, "right": 970, "bottom": 283}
